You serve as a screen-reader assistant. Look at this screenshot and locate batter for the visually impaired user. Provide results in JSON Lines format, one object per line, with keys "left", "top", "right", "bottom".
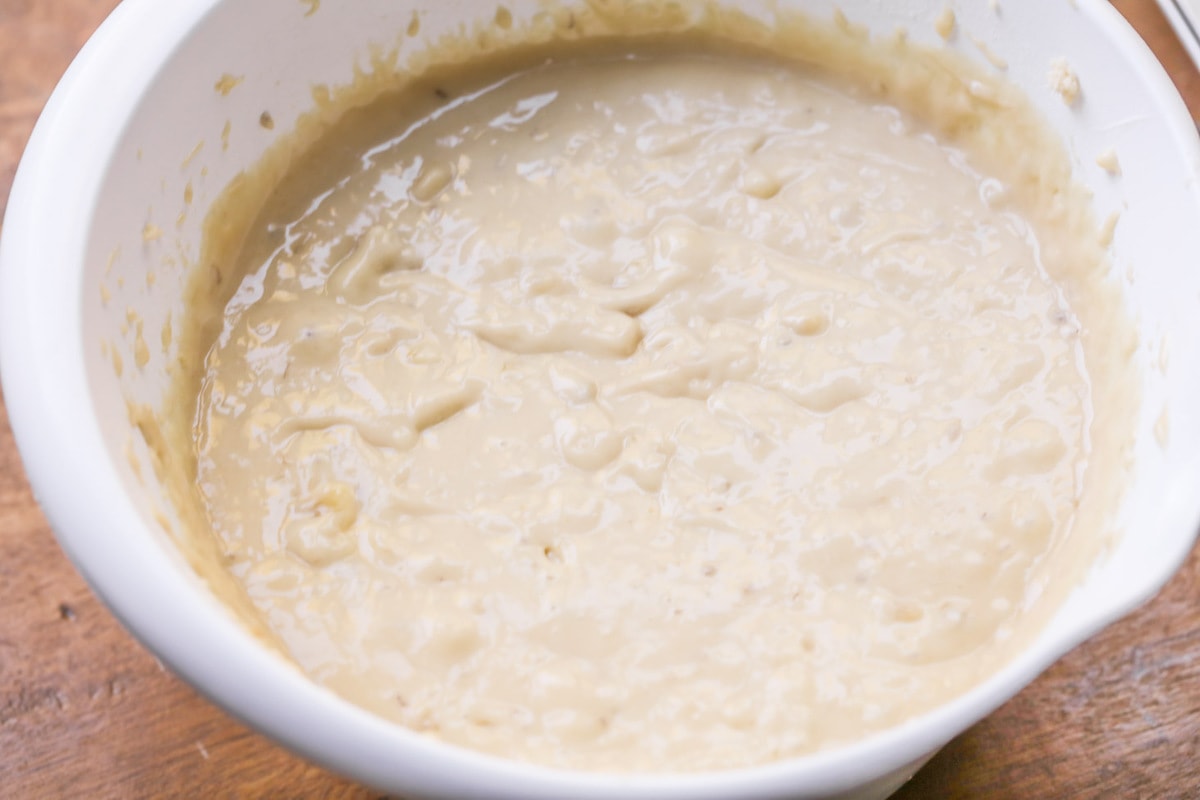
{"left": 185, "top": 29, "right": 1129, "bottom": 772}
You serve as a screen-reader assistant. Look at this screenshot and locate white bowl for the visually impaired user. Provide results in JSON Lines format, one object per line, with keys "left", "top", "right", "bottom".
{"left": 3, "top": 1, "right": 1199, "bottom": 798}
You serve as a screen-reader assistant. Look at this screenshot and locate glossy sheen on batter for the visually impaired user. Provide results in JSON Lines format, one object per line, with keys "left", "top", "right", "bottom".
{"left": 195, "top": 49, "right": 1094, "bottom": 770}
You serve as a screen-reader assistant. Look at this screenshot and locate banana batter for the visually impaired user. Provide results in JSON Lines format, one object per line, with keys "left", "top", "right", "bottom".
{"left": 184, "top": 27, "right": 1131, "bottom": 772}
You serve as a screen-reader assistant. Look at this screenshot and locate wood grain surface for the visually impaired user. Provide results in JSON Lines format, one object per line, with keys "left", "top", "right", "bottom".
{"left": 1, "top": 1, "right": 1197, "bottom": 797}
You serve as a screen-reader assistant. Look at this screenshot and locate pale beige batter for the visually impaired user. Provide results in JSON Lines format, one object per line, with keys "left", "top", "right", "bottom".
{"left": 187, "top": 34, "right": 1126, "bottom": 772}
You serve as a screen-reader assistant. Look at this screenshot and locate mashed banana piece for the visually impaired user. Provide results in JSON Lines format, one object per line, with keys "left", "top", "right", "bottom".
{"left": 190, "top": 38, "right": 1123, "bottom": 771}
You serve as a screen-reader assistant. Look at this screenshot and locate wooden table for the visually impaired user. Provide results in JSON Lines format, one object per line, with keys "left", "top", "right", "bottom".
{"left": 1, "top": 1, "right": 1198, "bottom": 797}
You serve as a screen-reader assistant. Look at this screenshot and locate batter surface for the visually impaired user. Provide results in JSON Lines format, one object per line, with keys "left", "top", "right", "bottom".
{"left": 193, "top": 43, "right": 1109, "bottom": 771}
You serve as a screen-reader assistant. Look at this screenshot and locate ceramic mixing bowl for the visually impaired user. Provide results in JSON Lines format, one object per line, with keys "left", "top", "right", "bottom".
{"left": 3, "top": 1, "right": 1199, "bottom": 797}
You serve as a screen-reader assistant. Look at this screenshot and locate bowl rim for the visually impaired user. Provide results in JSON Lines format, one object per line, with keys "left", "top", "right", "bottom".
{"left": 2, "top": 0, "right": 1199, "bottom": 796}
